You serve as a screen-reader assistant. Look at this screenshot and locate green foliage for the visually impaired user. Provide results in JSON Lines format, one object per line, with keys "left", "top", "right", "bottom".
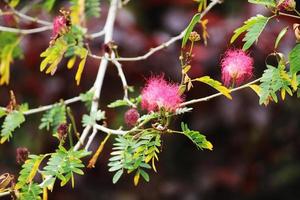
{"left": 107, "top": 99, "right": 130, "bottom": 108}
{"left": 43, "top": 0, "right": 57, "bottom": 11}
{"left": 0, "top": 110, "right": 25, "bottom": 144}
{"left": 82, "top": 110, "right": 105, "bottom": 127}
{"left": 193, "top": 0, "right": 207, "bottom": 12}
{"left": 16, "top": 155, "right": 44, "bottom": 189}
{"left": 275, "top": 26, "right": 288, "bottom": 49}
{"left": 8, "top": 0, "right": 20, "bottom": 7}
{"left": 231, "top": 15, "right": 270, "bottom": 50}
{"left": 39, "top": 104, "right": 66, "bottom": 135}
{"left": 19, "top": 183, "right": 42, "bottom": 200}
{"left": 248, "top": 0, "right": 276, "bottom": 7}
{"left": 80, "top": 90, "right": 94, "bottom": 110}
{"left": 181, "top": 122, "right": 213, "bottom": 150}
{"left": 0, "top": 108, "right": 6, "bottom": 118}
{"left": 40, "top": 37, "right": 68, "bottom": 75}
{"left": 182, "top": 13, "right": 201, "bottom": 48}
{"left": 194, "top": 76, "right": 232, "bottom": 99}
{"left": 108, "top": 133, "right": 161, "bottom": 185}
{"left": 289, "top": 44, "right": 300, "bottom": 74}
{"left": 42, "top": 146, "right": 90, "bottom": 188}
{"left": 85, "top": 0, "right": 101, "bottom": 18}
{"left": 259, "top": 64, "right": 294, "bottom": 105}
{"left": 0, "top": 32, "right": 23, "bottom": 85}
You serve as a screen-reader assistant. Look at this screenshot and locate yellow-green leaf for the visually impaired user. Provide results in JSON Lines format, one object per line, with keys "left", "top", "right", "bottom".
{"left": 133, "top": 171, "right": 140, "bottom": 186}
{"left": 9, "top": 0, "right": 20, "bottom": 7}
{"left": 67, "top": 56, "right": 76, "bottom": 69}
{"left": 275, "top": 26, "right": 288, "bottom": 49}
{"left": 27, "top": 157, "right": 43, "bottom": 183}
{"left": 249, "top": 84, "right": 261, "bottom": 96}
{"left": 75, "top": 48, "right": 88, "bottom": 85}
{"left": 195, "top": 76, "right": 232, "bottom": 99}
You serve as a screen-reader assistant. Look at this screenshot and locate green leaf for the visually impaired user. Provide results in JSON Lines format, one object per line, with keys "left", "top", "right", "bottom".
{"left": 82, "top": 110, "right": 105, "bottom": 127}
{"left": 9, "top": 0, "right": 20, "bottom": 7}
{"left": 85, "top": 0, "right": 101, "bottom": 18}
{"left": 107, "top": 99, "right": 130, "bottom": 108}
{"left": 42, "top": 147, "right": 90, "bottom": 187}
{"left": 231, "top": 15, "right": 269, "bottom": 50}
{"left": 16, "top": 155, "right": 44, "bottom": 190}
{"left": 80, "top": 90, "right": 94, "bottom": 110}
{"left": 112, "top": 169, "right": 123, "bottom": 184}
{"left": 181, "top": 122, "right": 213, "bottom": 150}
{"left": 39, "top": 104, "right": 66, "bottom": 135}
{"left": 275, "top": 26, "right": 288, "bottom": 49}
{"left": 182, "top": 13, "right": 201, "bottom": 48}
{"left": 0, "top": 108, "right": 6, "bottom": 118}
{"left": 195, "top": 76, "right": 232, "bottom": 99}
{"left": 1, "top": 110, "right": 25, "bottom": 144}
{"left": 289, "top": 44, "right": 300, "bottom": 74}
{"left": 43, "top": 0, "right": 56, "bottom": 11}
{"left": 248, "top": 0, "right": 276, "bottom": 7}
{"left": 19, "top": 183, "right": 42, "bottom": 200}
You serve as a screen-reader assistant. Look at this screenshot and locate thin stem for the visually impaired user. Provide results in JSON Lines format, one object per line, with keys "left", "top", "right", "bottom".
{"left": 85, "top": 127, "right": 98, "bottom": 150}
{"left": 0, "top": 191, "right": 11, "bottom": 197}
{"left": 12, "top": 9, "right": 52, "bottom": 26}
{"left": 0, "top": 25, "right": 52, "bottom": 34}
{"left": 94, "top": 124, "right": 127, "bottom": 135}
{"left": 278, "top": 11, "right": 300, "bottom": 19}
{"left": 181, "top": 78, "right": 261, "bottom": 107}
{"left": 87, "top": 0, "right": 222, "bottom": 62}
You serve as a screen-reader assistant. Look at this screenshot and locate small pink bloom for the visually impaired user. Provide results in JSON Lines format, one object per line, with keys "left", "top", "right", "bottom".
{"left": 221, "top": 49, "right": 254, "bottom": 86}
{"left": 141, "top": 76, "right": 183, "bottom": 112}
{"left": 52, "top": 16, "right": 67, "bottom": 38}
{"left": 124, "top": 108, "right": 140, "bottom": 126}
{"left": 278, "top": 0, "right": 296, "bottom": 11}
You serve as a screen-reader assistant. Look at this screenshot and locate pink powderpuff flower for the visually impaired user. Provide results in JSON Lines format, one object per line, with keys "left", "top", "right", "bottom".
{"left": 52, "top": 16, "right": 67, "bottom": 38}
{"left": 278, "top": 0, "right": 296, "bottom": 11}
{"left": 141, "top": 76, "right": 183, "bottom": 112}
{"left": 221, "top": 49, "right": 254, "bottom": 86}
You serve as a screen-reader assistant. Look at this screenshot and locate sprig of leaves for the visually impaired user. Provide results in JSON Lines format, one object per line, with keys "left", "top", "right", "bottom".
{"left": 248, "top": 0, "right": 276, "bottom": 7}
{"left": 108, "top": 133, "right": 161, "bottom": 185}
{"left": 231, "top": 14, "right": 270, "bottom": 50}
{"left": 181, "top": 122, "right": 213, "bottom": 150}
{"left": 39, "top": 104, "right": 67, "bottom": 136}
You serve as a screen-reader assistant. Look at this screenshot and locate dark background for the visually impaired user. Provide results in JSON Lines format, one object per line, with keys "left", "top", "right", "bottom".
{"left": 1, "top": 0, "right": 300, "bottom": 199}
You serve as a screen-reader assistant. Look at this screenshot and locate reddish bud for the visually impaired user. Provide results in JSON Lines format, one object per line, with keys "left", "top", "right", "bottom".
{"left": 52, "top": 16, "right": 67, "bottom": 38}
{"left": 57, "top": 123, "right": 68, "bottom": 141}
{"left": 16, "top": 147, "right": 29, "bottom": 165}
{"left": 124, "top": 108, "right": 140, "bottom": 126}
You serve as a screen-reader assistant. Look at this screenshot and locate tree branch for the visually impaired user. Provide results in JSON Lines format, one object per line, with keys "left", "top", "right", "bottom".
{"left": 0, "top": 25, "right": 52, "bottom": 34}
{"left": 73, "top": 0, "right": 120, "bottom": 150}
{"left": 181, "top": 78, "right": 261, "bottom": 107}
{"left": 12, "top": 9, "right": 52, "bottom": 26}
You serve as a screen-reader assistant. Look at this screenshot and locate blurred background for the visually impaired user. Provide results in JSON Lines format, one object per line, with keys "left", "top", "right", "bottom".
{"left": 1, "top": 0, "right": 300, "bottom": 199}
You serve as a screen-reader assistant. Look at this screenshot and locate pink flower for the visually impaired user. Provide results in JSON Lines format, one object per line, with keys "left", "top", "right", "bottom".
{"left": 221, "top": 49, "right": 254, "bottom": 86}
{"left": 278, "top": 0, "right": 296, "bottom": 11}
{"left": 52, "top": 16, "right": 67, "bottom": 38}
{"left": 124, "top": 108, "right": 140, "bottom": 126}
{"left": 141, "top": 76, "right": 183, "bottom": 112}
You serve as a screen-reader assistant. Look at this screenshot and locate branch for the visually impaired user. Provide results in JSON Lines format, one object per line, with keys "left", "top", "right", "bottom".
{"left": 12, "top": 9, "right": 52, "bottom": 26}
{"left": 0, "top": 25, "right": 52, "bottom": 34}
{"left": 88, "top": 0, "right": 222, "bottom": 62}
{"left": 181, "top": 78, "right": 261, "bottom": 107}
{"left": 0, "top": 191, "right": 11, "bottom": 197}
{"left": 94, "top": 124, "right": 127, "bottom": 135}
{"left": 88, "top": 29, "right": 106, "bottom": 39}
{"left": 74, "top": 0, "right": 120, "bottom": 150}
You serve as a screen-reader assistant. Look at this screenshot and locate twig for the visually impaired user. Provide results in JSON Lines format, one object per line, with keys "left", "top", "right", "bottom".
{"left": 74, "top": 125, "right": 91, "bottom": 150}
{"left": 0, "top": 25, "right": 52, "bottom": 34}
{"left": 279, "top": 11, "right": 300, "bottom": 20}
{"left": 85, "top": 127, "right": 97, "bottom": 150}
{"left": 12, "top": 9, "right": 52, "bottom": 26}
{"left": 88, "top": 29, "right": 106, "bottom": 39}
{"left": 181, "top": 78, "right": 261, "bottom": 107}
{"left": 88, "top": 0, "right": 222, "bottom": 62}
{"left": 94, "top": 124, "right": 127, "bottom": 135}
{"left": 0, "top": 191, "right": 11, "bottom": 197}
{"left": 73, "top": 0, "right": 120, "bottom": 150}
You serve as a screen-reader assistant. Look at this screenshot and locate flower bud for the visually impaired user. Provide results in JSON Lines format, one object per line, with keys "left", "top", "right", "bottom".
{"left": 124, "top": 108, "right": 140, "bottom": 126}
{"left": 57, "top": 123, "right": 68, "bottom": 141}
{"left": 16, "top": 147, "right": 29, "bottom": 165}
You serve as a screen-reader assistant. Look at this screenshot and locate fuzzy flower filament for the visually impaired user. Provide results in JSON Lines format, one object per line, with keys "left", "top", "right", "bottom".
{"left": 278, "top": 0, "right": 296, "bottom": 11}
{"left": 141, "top": 76, "right": 183, "bottom": 112}
{"left": 52, "top": 16, "right": 67, "bottom": 38}
{"left": 221, "top": 49, "right": 254, "bottom": 86}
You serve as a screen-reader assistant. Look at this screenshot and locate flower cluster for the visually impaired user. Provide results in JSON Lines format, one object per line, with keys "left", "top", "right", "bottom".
{"left": 221, "top": 49, "right": 254, "bottom": 86}
{"left": 141, "top": 76, "right": 183, "bottom": 112}
{"left": 278, "top": 0, "right": 296, "bottom": 11}
{"left": 52, "top": 16, "right": 67, "bottom": 38}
